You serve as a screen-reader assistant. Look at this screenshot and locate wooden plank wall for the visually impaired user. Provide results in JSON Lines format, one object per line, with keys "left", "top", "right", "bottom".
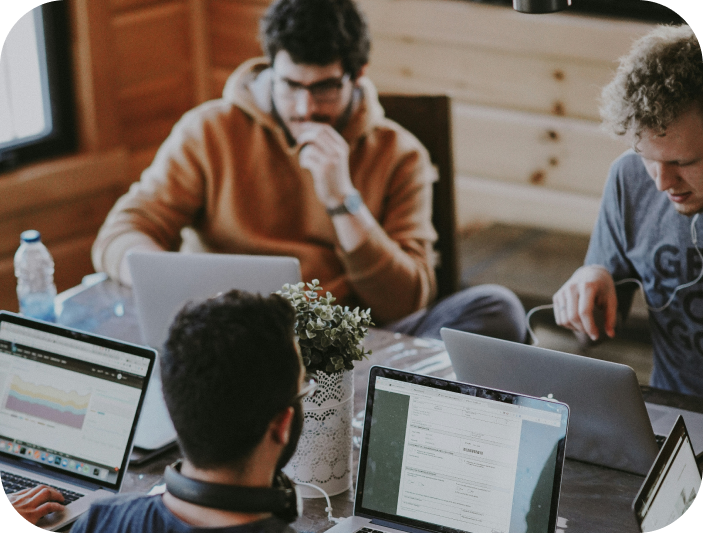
{"left": 0, "top": 0, "right": 657, "bottom": 310}
{"left": 355, "top": 0, "right": 655, "bottom": 233}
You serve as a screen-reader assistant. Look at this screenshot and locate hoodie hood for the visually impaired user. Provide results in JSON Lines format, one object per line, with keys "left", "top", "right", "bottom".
{"left": 222, "top": 57, "right": 386, "bottom": 150}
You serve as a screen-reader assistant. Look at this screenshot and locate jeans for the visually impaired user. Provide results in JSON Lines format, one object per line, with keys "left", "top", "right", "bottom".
{"left": 385, "top": 284, "right": 526, "bottom": 343}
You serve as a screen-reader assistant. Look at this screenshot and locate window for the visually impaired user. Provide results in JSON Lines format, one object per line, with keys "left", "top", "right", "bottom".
{"left": 0, "top": 2, "right": 75, "bottom": 173}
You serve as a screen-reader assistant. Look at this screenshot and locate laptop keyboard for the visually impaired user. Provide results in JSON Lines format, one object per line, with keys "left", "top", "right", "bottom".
{"left": 1, "top": 471, "right": 84, "bottom": 503}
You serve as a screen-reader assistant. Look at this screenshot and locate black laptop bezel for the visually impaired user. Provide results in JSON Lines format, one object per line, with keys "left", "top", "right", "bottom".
{"left": 0, "top": 311, "right": 155, "bottom": 492}
{"left": 632, "top": 415, "right": 701, "bottom": 530}
{"left": 354, "top": 366, "right": 569, "bottom": 533}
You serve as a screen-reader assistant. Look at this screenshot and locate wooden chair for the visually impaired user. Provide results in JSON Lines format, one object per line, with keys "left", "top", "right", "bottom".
{"left": 378, "top": 94, "right": 459, "bottom": 300}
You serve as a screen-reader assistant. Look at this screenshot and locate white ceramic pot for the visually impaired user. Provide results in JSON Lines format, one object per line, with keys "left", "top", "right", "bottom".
{"left": 284, "top": 369, "right": 354, "bottom": 498}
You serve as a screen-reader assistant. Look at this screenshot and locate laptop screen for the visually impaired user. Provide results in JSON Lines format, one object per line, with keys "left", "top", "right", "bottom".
{"left": 633, "top": 416, "right": 701, "bottom": 532}
{"left": 0, "top": 314, "right": 154, "bottom": 491}
{"left": 356, "top": 367, "right": 569, "bottom": 533}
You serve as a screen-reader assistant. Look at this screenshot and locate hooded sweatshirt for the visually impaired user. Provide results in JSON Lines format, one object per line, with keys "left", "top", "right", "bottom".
{"left": 92, "top": 59, "right": 438, "bottom": 324}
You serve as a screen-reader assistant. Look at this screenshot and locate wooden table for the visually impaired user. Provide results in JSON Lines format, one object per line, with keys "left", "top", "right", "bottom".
{"left": 54, "top": 277, "right": 701, "bottom": 533}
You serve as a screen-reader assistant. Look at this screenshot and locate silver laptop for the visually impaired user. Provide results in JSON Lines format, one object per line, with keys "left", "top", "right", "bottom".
{"left": 0, "top": 311, "right": 155, "bottom": 530}
{"left": 632, "top": 416, "right": 701, "bottom": 532}
{"left": 128, "top": 251, "right": 302, "bottom": 450}
{"left": 328, "top": 366, "right": 570, "bottom": 533}
{"left": 441, "top": 328, "right": 703, "bottom": 476}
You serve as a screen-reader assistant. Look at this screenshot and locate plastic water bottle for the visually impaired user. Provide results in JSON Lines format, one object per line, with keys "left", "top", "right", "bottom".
{"left": 14, "top": 230, "right": 57, "bottom": 322}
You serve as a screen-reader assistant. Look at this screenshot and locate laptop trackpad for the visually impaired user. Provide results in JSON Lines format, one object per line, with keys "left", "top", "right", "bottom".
{"left": 646, "top": 403, "right": 703, "bottom": 455}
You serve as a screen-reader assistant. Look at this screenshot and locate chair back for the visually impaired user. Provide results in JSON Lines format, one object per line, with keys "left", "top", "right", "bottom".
{"left": 378, "top": 94, "right": 459, "bottom": 300}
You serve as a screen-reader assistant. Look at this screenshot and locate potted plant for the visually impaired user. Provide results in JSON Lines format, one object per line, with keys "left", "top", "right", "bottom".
{"left": 277, "top": 280, "right": 373, "bottom": 497}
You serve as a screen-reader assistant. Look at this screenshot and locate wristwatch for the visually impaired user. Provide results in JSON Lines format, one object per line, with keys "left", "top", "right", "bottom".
{"left": 326, "top": 191, "right": 362, "bottom": 216}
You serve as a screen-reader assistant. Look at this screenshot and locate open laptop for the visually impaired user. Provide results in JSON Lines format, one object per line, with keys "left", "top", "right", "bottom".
{"left": 632, "top": 416, "right": 701, "bottom": 532}
{"left": 327, "top": 366, "right": 570, "bottom": 533}
{"left": 128, "top": 251, "right": 302, "bottom": 450}
{"left": 0, "top": 311, "right": 155, "bottom": 530}
{"left": 442, "top": 328, "right": 703, "bottom": 476}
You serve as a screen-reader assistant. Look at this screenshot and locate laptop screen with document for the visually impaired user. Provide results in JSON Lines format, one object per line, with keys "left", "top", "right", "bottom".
{"left": 0, "top": 313, "right": 154, "bottom": 491}
{"left": 356, "top": 367, "right": 569, "bottom": 533}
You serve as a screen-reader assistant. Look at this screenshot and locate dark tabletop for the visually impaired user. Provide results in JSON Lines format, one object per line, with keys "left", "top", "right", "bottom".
{"left": 54, "top": 277, "right": 703, "bottom": 533}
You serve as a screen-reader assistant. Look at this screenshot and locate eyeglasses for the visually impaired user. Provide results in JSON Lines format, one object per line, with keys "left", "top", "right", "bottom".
{"left": 291, "top": 376, "right": 318, "bottom": 404}
{"left": 274, "top": 73, "right": 351, "bottom": 104}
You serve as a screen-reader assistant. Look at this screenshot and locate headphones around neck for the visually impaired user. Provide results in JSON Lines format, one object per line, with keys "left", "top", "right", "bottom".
{"left": 164, "top": 461, "right": 302, "bottom": 523}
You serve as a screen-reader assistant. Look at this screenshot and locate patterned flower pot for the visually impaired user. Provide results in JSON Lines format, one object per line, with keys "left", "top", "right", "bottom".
{"left": 284, "top": 369, "right": 354, "bottom": 498}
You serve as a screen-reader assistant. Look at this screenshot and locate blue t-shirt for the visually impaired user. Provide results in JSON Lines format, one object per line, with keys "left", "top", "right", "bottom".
{"left": 585, "top": 150, "right": 703, "bottom": 396}
{"left": 70, "top": 493, "right": 297, "bottom": 533}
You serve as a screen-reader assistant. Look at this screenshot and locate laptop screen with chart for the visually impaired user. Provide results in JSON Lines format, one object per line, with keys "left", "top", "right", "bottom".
{"left": 0, "top": 317, "right": 152, "bottom": 490}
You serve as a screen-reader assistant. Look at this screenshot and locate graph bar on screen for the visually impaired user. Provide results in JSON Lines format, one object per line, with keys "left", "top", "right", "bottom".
{"left": 4, "top": 375, "right": 90, "bottom": 429}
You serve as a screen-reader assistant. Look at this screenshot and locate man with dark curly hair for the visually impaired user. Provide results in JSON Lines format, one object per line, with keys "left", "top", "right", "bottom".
{"left": 69, "top": 290, "right": 308, "bottom": 532}
{"left": 553, "top": 25, "right": 703, "bottom": 396}
{"left": 91, "top": 0, "right": 526, "bottom": 343}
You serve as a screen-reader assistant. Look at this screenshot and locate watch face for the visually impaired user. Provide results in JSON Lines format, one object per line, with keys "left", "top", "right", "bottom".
{"left": 344, "top": 193, "right": 362, "bottom": 214}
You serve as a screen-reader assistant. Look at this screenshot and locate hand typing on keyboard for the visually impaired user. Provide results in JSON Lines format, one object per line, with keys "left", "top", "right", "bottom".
{"left": 7, "top": 485, "right": 66, "bottom": 525}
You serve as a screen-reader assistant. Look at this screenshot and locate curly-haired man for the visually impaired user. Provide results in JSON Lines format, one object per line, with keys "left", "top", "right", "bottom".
{"left": 553, "top": 25, "right": 703, "bottom": 396}
{"left": 91, "top": 0, "right": 526, "bottom": 342}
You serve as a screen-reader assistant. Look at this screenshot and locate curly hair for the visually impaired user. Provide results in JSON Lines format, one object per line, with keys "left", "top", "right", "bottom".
{"left": 260, "top": 0, "right": 370, "bottom": 79}
{"left": 161, "top": 289, "right": 301, "bottom": 470}
{"left": 600, "top": 25, "right": 703, "bottom": 139}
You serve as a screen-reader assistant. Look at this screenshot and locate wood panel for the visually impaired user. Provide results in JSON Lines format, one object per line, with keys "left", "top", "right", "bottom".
{"left": 109, "top": 0, "right": 166, "bottom": 13}
{"left": 0, "top": 150, "right": 130, "bottom": 218}
{"left": 118, "top": 73, "right": 195, "bottom": 125}
{"left": 0, "top": 191, "right": 121, "bottom": 258}
{"left": 111, "top": 2, "right": 195, "bottom": 150}
{"left": 209, "top": 0, "right": 269, "bottom": 69}
{"left": 189, "top": 0, "right": 212, "bottom": 104}
{"left": 456, "top": 174, "right": 601, "bottom": 235}
{"left": 358, "top": 0, "right": 654, "bottom": 64}
{"left": 70, "top": 0, "right": 122, "bottom": 150}
{"left": 112, "top": 2, "right": 192, "bottom": 88}
{"left": 452, "top": 103, "right": 629, "bottom": 196}
{"left": 368, "top": 36, "right": 615, "bottom": 120}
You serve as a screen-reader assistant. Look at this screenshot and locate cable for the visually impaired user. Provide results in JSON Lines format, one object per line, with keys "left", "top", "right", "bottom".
{"left": 294, "top": 482, "right": 343, "bottom": 524}
{"left": 614, "top": 213, "right": 702, "bottom": 313}
{"left": 526, "top": 304, "right": 554, "bottom": 346}
{"left": 525, "top": 214, "right": 702, "bottom": 346}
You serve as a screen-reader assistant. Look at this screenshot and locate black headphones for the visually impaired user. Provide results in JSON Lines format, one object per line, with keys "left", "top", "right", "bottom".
{"left": 164, "top": 460, "right": 302, "bottom": 523}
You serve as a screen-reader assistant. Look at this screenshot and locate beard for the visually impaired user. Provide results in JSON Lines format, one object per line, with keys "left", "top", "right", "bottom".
{"left": 276, "top": 401, "right": 304, "bottom": 470}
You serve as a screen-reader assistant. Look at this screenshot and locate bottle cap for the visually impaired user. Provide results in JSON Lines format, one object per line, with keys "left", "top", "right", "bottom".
{"left": 20, "top": 230, "right": 41, "bottom": 243}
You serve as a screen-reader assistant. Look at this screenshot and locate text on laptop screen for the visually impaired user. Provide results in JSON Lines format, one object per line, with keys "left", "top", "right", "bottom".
{"left": 0, "top": 322, "right": 149, "bottom": 486}
{"left": 359, "top": 376, "right": 568, "bottom": 533}
{"left": 638, "top": 431, "right": 700, "bottom": 532}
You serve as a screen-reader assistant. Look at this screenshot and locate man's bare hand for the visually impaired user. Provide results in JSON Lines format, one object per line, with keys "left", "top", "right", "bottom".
{"left": 297, "top": 123, "right": 356, "bottom": 209}
{"left": 7, "top": 485, "right": 65, "bottom": 525}
{"left": 553, "top": 265, "right": 618, "bottom": 341}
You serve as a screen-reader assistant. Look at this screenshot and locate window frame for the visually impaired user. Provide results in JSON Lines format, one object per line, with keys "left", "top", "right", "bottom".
{"left": 0, "top": 1, "right": 76, "bottom": 173}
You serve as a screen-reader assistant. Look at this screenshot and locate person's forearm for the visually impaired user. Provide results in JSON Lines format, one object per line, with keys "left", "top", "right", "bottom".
{"left": 338, "top": 224, "right": 436, "bottom": 323}
{"left": 330, "top": 204, "right": 376, "bottom": 252}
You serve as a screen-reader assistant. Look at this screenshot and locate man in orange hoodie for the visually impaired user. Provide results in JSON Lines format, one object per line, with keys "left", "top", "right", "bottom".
{"left": 92, "top": 0, "right": 525, "bottom": 342}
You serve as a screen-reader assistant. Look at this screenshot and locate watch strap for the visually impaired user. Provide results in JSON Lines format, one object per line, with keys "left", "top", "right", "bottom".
{"left": 326, "top": 191, "right": 362, "bottom": 216}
